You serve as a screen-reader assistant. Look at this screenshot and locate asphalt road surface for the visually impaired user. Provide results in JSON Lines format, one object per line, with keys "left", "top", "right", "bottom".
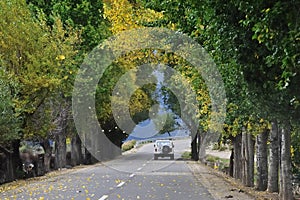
{"left": 0, "top": 138, "right": 215, "bottom": 200}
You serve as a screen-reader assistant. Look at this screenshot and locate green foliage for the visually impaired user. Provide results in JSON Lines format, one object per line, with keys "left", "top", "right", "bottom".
{"left": 181, "top": 151, "right": 192, "bottom": 160}
{"left": 121, "top": 140, "right": 136, "bottom": 152}
{"left": 0, "top": 0, "right": 80, "bottom": 142}
{"left": 93, "top": 0, "right": 165, "bottom": 145}
{"left": 27, "top": 0, "right": 111, "bottom": 52}
{"left": 0, "top": 70, "right": 21, "bottom": 146}
{"left": 142, "top": 0, "right": 299, "bottom": 136}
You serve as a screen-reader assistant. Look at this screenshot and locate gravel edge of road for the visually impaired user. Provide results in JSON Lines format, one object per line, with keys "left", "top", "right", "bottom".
{"left": 187, "top": 161, "right": 279, "bottom": 200}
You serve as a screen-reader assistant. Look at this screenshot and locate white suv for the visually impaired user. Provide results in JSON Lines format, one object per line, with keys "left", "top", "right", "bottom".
{"left": 154, "top": 140, "right": 174, "bottom": 160}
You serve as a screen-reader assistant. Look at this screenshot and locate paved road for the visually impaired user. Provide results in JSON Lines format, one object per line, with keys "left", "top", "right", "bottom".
{"left": 0, "top": 139, "right": 214, "bottom": 200}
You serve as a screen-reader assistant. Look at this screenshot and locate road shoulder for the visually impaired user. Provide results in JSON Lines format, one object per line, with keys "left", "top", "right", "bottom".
{"left": 188, "top": 161, "right": 279, "bottom": 200}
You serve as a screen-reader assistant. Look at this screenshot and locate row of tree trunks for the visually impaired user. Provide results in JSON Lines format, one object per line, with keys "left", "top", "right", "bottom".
{"left": 255, "top": 121, "right": 293, "bottom": 200}
{"left": 0, "top": 146, "right": 14, "bottom": 183}
{"left": 232, "top": 131, "right": 255, "bottom": 185}
{"left": 230, "top": 121, "right": 293, "bottom": 200}
{"left": 0, "top": 141, "right": 23, "bottom": 183}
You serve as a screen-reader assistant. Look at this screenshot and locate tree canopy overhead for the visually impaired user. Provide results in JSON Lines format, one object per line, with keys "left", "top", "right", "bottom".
{"left": 0, "top": 0, "right": 80, "bottom": 140}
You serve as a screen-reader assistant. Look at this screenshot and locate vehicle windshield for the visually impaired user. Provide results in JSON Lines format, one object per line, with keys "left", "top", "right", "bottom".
{"left": 156, "top": 141, "right": 171, "bottom": 146}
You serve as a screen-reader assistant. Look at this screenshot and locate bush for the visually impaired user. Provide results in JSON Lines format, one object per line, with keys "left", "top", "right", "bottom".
{"left": 181, "top": 151, "right": 192, "bottom": 159}
{"left": 121, "top": 140, "right": 136, "bottom": 152}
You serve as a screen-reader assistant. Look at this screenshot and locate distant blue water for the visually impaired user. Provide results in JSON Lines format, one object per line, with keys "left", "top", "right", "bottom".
{"left": 125, "top": 129, "right": 189, "bottom": 141}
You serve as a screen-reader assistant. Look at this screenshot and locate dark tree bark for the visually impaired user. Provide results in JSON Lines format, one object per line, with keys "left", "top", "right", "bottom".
{"left": 191, "top": 131, "right": 199, "bottom": 161}
{"left": 42, "top": 139, "right": 52, "bottom": 173}
{"left": 248, "top": 133, "right": 255, "bottom": 187}
{"left": 55, "top": 133, "right": 67, "bottom": 170}
{"left": 12, "top": 140, "right": 22, "bottom": 179}
{"left": 268, "top": 121, "right": 279, "bottom": 193}
{"left": 52, "top": 101, "right": 69, "bottom": 170}
{"left": 71, "top": 134, "right": 82, "bottom": 166}
{"left": 233, "top": 134, "right": 242, "bottom": 180}
{"left": 279, "top": 123, "right": 293, "bottom": 200}
{"left": 0, "top": 145, "right": 14, "bottom": 182}
{"left": 83, "top": 147, "right": 92, "bottom": 165}
{"left": 241, "top": 130, "right": 247, "bottom": 184}
{"left": 7, "top": 153, "right": 15, "bottom": 181}
{"left": 256, "top": 129, "right": 269, "bottom": 191}
{"left": 229, "top": 148, "right": 234, "bottom": 177}
{"left": 242, "top": 130, "right": 255, "bottom": 187}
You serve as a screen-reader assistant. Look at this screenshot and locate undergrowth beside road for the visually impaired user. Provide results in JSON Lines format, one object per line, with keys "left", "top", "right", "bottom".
{"left": 181, "top": 151, "right": 192, "bottom": 160}
{"left": 121, "top": 140, "right": 136, "bottom": 152}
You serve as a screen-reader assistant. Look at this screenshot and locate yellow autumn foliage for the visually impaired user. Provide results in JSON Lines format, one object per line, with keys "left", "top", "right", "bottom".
{"left": 103, "top": 0, "right": 163, "bottom": 34}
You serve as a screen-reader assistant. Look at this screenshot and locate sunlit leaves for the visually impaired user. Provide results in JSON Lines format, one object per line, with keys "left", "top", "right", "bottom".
{"left": 0, "top": 0, "right": 80, "bottom": 140}
{"left": 103, "top": 0, "right": 163, "bottom": 34}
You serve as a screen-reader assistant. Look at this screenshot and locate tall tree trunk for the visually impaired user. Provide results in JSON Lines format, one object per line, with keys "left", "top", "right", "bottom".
{"left": 55, "top": 133, "right": 67, "bottom": 170}
{"left": 42, "top": 139, "right": 52, "bottom": 173}
{"left": 268, "top": 121, "right": 279, "bottom": 193}
{"left": 0, "top": 146, "right": 14, "bottom": 182}
{"left": 242, "top": 130, "right": 255, "bottom": 187}
{"left": 7, "top": 153, "right": 15, "bottom": 181}
{"left": 233, "top": 134, "right": 242, "bottom": 180}
{"left": 83, "top": 147, "right": 92, "bottom": 164}
{"left": 241, "top": 129, "right": 247, "bottom": 185}
{"left": 279, "top": 123, "right": 293, "bottom": 200}
{"left": 191, "top": 131, "right": 199, "bottom": 161}
{"left": 12, "top": 140, "right": 21, "bottom": 179}
{"left": 256, "top": 129, "right": 269, "bottom": 191}
{"left": 199, "top": 132, "right": 206, "bottom": 162}
{"left": 248, "top": 133, "right": 255, "bottom": 187}
{"left": 229, "top": 148, "right": 234, "bottom": 177}
{"left": 71, "top": 134, "right": 82, "bottom": 166}
{"left": 53, "top": 102, "right": 69, "bottom": 170}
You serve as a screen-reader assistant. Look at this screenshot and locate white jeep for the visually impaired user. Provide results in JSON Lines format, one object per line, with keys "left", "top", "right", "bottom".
{"left": 154, "top": 140, "right": 174, "bottom": 160}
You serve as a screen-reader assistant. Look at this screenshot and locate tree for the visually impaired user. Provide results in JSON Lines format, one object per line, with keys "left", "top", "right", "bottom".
{"left": 0, "top": 70, "right": 21, "bottom": 149}
{"left": 26, "top": 0, "right": 112, "bottom": 165}
{"left": 141, "top": 0, "right": 299, "bottom": 198}
{"left": 0, "top": 69, "right": 22, "bottom": 182}
{"left": 256, "top": 128, "right": 269, "bottom": 191}
{"left": 153, "top": 112, "right": 179, "bottom": 136}
{"left": 268, "top": 121, "right": 279, "bottom": 192}
{"left": 27, "top": 0, "right": 110, "bottom": 52}
{"left": 70, "top": 0, "right": 165, "bottom": 160}
{"left": 0, "top": 0, "right": 80, "bottom": 177}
